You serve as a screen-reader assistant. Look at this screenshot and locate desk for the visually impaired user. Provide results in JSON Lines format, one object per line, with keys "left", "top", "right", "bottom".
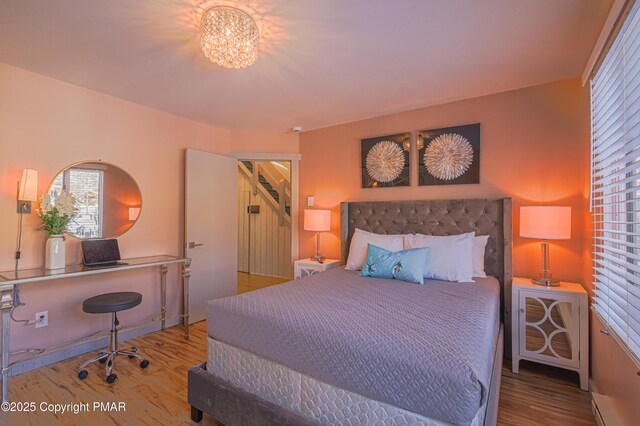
{"left": 0, "top": 255, "right": 191, "bottom": 403}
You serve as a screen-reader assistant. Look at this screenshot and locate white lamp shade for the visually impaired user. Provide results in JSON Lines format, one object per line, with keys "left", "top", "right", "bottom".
{"left": 129, "top": 207, "right": 141, "bottom": 221}
{"left": 304, "top": 209, "right": 331, "bottom": 232}
{"left": 520, "top": 206, "right": 571, "bottom": 240}
{"left": 18, "top": 169, "right": 38, "bottom": 201}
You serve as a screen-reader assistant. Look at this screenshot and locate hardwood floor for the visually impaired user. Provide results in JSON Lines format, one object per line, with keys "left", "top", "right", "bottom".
{"left": 237, "top": 272, "right": 288, "bottom": 294}
{"left": 4, "top": 312, "right": 594, "bottom": 425}
{"left": 499, "top": 360, "right": 594, "bottom": 426}
{"left": 5, "top": 322, "right": 212, "bottom": 426}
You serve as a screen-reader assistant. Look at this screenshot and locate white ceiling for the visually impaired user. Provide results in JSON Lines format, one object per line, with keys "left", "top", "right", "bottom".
{"left": 0, "top": 0, "right": 609, "bottom": 132}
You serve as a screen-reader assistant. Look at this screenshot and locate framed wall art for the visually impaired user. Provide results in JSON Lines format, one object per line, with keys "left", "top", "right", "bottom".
{"left": 418, "top": 123, "right": 480, "bottom": 186}
{"left": 361, "top": 132, "right": 410, "bottom": 188}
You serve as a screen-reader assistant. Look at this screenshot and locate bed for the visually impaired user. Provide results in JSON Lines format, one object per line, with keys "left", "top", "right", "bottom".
{"left": 188, "top": 198, "right": 512, "bottom": 426}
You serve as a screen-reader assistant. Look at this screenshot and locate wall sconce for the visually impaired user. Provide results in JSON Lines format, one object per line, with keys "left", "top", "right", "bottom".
{"left": 17, "top": 169, "right": 38, "bottom": 214}
{"left": 128, "top": 207, "right": 141, "bottom": 221}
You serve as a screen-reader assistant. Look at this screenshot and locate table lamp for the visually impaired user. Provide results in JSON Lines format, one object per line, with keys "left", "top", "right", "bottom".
{"left": 520, "top": 206, "right": 571, "bottom": 286}
{"left": 304, "top": 209, "right": 331, "bottom": 263}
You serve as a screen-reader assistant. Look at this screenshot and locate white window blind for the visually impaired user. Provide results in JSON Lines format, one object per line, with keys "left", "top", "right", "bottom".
{"left": 50, "top": 168, "right": 104, "bottom": 239}
{"left": 591, "top": 2, "right": 640, "bottom": 360}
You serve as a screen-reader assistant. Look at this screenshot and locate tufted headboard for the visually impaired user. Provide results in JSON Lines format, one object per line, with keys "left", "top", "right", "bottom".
{"left": 340, "top": 198, "right": 513, "bottom": 351}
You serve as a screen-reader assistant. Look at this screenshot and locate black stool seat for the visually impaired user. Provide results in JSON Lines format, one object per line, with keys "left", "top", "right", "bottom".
{"left": 83, "top": 292, "right": 142, "bottom": 314}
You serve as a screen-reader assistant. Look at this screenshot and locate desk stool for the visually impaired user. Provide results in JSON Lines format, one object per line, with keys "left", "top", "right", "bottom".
{"left": 77, "top": 292, "right": 149, "bottom": 384}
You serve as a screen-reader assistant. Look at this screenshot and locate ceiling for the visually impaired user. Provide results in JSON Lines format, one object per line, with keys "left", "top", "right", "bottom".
{"left": 0, "top": 0, "right": 609, "bottom": 132}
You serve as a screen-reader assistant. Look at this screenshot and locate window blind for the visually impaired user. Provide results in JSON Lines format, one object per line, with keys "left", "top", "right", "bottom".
{"left": 50, "top": 168, "right": 104, "bottom": 239}
{"left": 592, "top": 1, "right": 640, "bottom": 360}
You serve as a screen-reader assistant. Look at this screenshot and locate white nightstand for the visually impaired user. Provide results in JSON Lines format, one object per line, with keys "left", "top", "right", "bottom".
{"left": 294, "top": 258, "right": 340, "bottom": 279}
{"left": 511, "top": 277, "right": 589, "bottom": 390}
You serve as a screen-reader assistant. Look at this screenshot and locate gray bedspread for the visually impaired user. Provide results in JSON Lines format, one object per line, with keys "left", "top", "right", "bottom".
{"left": 207, "top": 268, "right": 500, "bottom": 425}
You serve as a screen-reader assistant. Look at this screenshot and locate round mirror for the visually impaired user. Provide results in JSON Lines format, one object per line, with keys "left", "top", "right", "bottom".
{"left": 47, "top": 161, "right": 142, "bottom": 239}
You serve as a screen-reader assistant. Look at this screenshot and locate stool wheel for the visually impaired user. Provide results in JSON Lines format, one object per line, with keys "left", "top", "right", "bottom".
{"left": 140, "top": 360, "right": 149, "bottom": 369}
{"left": 106, "top": 373, "right": 117, "bottom": 384}
{"left": 99, "top": 358, "right": 107, "bottom": 364}
{"left": 78, "top": 370, "right": 88, "bottom": 380}
{"left": 128, "top": 355, "right": 135, "bottom": 359}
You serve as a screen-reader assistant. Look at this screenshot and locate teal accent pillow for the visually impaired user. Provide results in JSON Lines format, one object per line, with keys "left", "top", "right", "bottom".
{"left": 359, "top": 244, "right": 430, "bottom": 284}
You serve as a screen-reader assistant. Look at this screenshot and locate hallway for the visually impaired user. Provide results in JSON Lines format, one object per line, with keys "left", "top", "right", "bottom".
{"left": 237, "top": 272, "right": 288, "bottom": 294}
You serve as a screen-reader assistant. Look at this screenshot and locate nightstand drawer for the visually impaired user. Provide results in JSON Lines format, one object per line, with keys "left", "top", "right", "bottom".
{"left": 517, "top": 290, "right": 580, "bottom": 369}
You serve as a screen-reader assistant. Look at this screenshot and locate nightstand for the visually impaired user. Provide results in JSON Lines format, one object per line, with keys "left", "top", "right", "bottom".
{"left": 294, "top": 258, "right": 340, "bottom": 279}
{"left": 511, "top": 277, "right": 589, "bottom": 390}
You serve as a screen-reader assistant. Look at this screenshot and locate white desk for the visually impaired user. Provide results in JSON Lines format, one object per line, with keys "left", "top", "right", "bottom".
{"left": 0, "top": 255, "right": 191, "bottom": 403}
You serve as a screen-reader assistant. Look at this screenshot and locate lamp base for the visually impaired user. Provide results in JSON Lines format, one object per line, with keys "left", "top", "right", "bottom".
{"left": 311, "top": 256, "right": 325, "bottom": 264}
{"left": 532, "top": 278, "right": 560, "bottom": 287}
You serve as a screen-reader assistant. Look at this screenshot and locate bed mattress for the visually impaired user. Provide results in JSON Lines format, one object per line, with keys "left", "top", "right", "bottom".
{"left": 207, "top": 268, "right": 500, "bottom": 425}
{"left": 206, "top": 336, "right": 488, "bottom": 426}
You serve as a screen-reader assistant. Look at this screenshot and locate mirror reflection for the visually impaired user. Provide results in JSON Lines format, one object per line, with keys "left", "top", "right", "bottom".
{"left": 524, "top": 297, "right": 573, "bottom": 361}
{"left": 48, "top": 161, "right": 142, "bottom": 239}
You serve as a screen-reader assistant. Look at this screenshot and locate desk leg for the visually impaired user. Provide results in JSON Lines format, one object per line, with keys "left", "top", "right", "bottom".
{"left": 160, "top": 264, "right": 168, "bottom": 330}
{"left": 1, "top": 287, "right": 14, "bottom": 403}
{"left": 182, "top": 260, "right": 191, "bottom": 340}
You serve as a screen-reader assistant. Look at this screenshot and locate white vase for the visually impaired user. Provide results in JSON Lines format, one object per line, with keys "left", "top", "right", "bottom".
{"left": 45, "top": 235, "right": 66, "bottom": 270}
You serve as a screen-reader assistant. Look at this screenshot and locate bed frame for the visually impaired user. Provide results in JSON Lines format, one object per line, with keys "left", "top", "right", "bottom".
{"left": 189, "top": 198, "right": 512, "bottom": 426}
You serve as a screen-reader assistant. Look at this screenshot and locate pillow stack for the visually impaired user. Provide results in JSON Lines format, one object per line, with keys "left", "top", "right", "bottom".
{"left": 346, "top": 228, "right": 489, "bottom": 284}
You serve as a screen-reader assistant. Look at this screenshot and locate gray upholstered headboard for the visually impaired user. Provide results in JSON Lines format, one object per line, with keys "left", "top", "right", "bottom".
{"left": 340, "top": 198, "right": 513, "bottom": 352}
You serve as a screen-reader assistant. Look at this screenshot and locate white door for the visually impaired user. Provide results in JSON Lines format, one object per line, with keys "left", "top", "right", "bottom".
{"left": 185, "top": 149, "right": 238, "bottom": 324}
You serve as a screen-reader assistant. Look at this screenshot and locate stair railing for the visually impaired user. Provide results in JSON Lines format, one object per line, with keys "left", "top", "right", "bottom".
{"left": 239, "top": 161, "right": 291, "bottom": 227}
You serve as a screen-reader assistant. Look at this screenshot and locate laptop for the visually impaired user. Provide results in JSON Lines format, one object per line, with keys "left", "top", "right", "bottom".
{"left": 81, "top": 239, "right": 127, "bottom": 267}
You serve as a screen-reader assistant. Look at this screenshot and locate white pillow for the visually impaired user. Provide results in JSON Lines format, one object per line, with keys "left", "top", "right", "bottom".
{"left": 404, "top": 233, "right": 474, "bottom": 282}
{"left": 473, "top": 235, "right": 490, "bottom": 278}
{"left": 345, "top": 228, "right": 405, "bottom": 271}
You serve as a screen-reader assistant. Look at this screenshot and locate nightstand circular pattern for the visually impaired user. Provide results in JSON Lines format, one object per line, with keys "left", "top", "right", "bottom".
{"left": 299, "top": 267, "right": 321, "bottom": 278}
{"left": 523, "top": 296, "right": 572, "bottom": 361}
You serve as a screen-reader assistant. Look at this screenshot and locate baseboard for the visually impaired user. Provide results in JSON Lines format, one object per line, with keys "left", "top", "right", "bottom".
{"left": 10, "top": 317, "right": 182, "bottom": 376}
{"left": 591, "top": 392, "right": 622, "bottom": 426}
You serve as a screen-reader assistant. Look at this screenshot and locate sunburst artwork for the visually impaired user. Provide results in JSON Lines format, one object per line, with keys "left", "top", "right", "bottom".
{"left": 361, "top": 133, "right": 410, "bottom": 188}
{"left": 418, "top": 123, "right": 480, "bottom": 186}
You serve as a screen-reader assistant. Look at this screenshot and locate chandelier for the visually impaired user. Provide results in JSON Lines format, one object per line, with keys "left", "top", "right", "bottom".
{"left": 200, "top": 6, "right": 259, "bottom": 69}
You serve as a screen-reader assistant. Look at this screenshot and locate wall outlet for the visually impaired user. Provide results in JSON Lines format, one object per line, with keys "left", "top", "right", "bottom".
{"left": 35, "top": 311, "right": 48, "bottom": 328}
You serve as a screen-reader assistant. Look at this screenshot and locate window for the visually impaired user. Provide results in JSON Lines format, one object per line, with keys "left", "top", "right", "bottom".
{"left": 50, "top": 168, "right": 104, "bottom": 238}
{"left": 591, "top": 2, "right": 640, "bottom": 360}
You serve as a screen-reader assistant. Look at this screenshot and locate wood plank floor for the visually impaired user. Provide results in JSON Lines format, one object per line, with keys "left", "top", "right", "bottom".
{"left": 237, "top": 272, "right": 288, "bottom": 294}
{"left": 3, "top": 278, "right": 594, "bottom": 425}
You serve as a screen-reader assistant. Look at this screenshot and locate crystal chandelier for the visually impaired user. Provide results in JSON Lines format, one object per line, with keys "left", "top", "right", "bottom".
{"left": 200, "top": 6, "right": 259, "bottom": 69}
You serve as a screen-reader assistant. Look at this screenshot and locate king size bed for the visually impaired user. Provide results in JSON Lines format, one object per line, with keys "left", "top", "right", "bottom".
{"left": 188, "top": 198, "right": 513, "bottom": 426}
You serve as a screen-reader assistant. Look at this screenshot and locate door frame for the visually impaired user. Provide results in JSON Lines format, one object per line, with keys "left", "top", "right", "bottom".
{"left": 228, "top": 152, "right": 300, "bottom": 277}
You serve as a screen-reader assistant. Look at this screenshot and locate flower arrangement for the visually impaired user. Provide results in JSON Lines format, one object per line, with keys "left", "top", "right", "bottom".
{"left": 38, "top": 190, "right": 77, "bottom": 237}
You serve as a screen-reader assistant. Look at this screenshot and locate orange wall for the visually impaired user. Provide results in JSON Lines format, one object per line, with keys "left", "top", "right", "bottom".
{"left": 299, "top": 78, "right": 590, "bottom": 284}
{"left": 0, "top": 63, "right": 297, "bottom": 352}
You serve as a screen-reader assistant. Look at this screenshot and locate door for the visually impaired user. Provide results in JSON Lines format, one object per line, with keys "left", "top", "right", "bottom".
{"left": 185, "top": 149, "right": 238, "bottom": 324}
{"left": 518, "top": 290, "right": 579, "bottom": 369}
